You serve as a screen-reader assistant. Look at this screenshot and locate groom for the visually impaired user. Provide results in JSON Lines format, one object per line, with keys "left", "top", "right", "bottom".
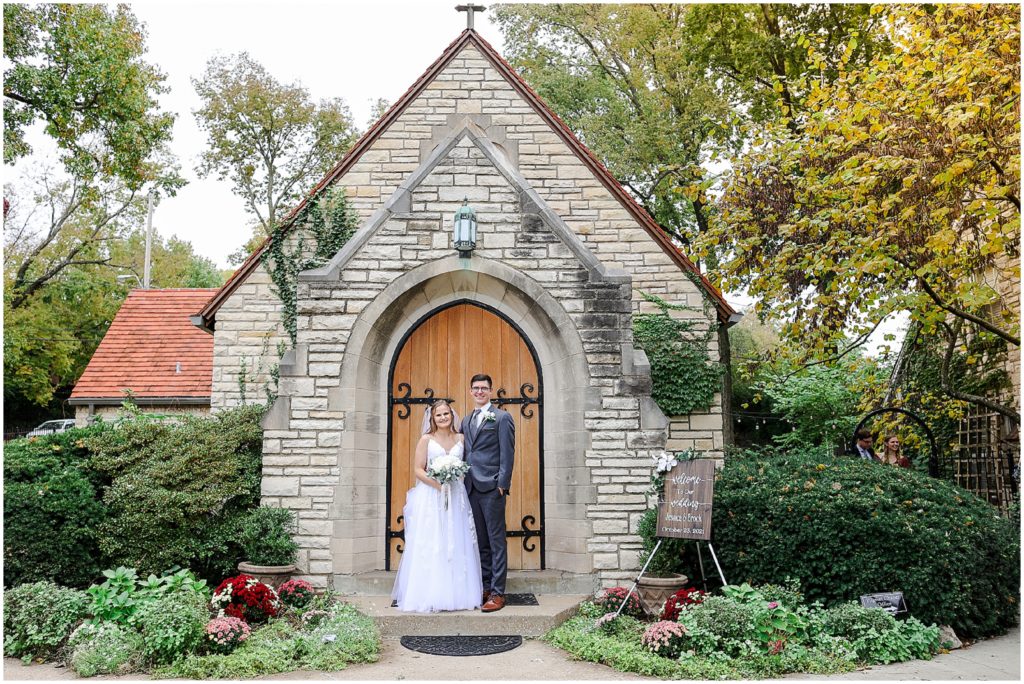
{"left": 463, "top": 373, "right": 515, "bottom": 612}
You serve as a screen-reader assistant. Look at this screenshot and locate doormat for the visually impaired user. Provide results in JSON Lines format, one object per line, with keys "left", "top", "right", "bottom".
{"left": 390, "top": 593, "right": 538, "bottom": 608}
{"left": 400, "top": 635, "right": 523, "bottom": 656}
{"left": 503, "top": 592, "right": 539, "bottom": 606}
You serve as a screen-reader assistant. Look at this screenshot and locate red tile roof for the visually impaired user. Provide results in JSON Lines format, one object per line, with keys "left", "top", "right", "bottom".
{"left": 195, "top": 29, "right": 736, "bottom": 327}
{"left": 70, "top": 289, "right": 217, "bottom": 401}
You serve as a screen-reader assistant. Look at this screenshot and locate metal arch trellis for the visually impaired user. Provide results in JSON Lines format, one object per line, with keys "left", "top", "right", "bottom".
{"left": 852, "top": 407, "right": 940, "bottom": 477}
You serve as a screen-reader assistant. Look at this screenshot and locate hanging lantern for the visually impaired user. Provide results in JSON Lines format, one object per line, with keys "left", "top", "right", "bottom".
{"left": 453, "top": 198, "right": 477, "bottom": 257}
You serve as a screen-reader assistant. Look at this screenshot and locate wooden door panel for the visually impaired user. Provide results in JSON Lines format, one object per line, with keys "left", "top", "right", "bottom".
{"left": 387, "top": 303, "right": 542, "bottom": 570}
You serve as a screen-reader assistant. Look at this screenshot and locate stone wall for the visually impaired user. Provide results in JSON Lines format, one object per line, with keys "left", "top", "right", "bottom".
{"left": 212, "top": 39, "right": 730, "bottom": 586}
{"left": 74, "top": 403, "right": 209, "bottom": 426}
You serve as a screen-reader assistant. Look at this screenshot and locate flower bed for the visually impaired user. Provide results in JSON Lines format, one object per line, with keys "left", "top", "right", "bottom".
{"left": 545, "top": 581, "right": 940, "bottom": 679}
{"left": 3, "top": 567, "right": 379, "bottom": 679}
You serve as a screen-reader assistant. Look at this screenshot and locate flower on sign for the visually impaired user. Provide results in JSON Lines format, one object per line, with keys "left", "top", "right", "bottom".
{"left": 654, "top": 451, "right": 679, "bottom": 474}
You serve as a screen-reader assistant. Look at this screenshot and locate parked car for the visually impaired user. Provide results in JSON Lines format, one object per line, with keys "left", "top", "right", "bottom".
{"left": 26, "top": 418, "right": 76, "bottom": 437}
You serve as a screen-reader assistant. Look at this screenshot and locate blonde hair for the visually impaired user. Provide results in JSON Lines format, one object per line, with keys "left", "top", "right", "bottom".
{"left": 427, "top": 400, "right": 458, "bottom": 434}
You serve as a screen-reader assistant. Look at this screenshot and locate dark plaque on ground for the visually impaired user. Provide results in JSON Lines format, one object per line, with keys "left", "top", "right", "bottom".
{"left": 860, "top": 591, "right": 907, "bottom": 615}
{"left": 657, "top": 459, "right": 715, "bottom": 540}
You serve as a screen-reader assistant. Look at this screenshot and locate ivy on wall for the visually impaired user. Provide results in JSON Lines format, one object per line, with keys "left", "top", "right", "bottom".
{"left": 633, "top": 292, "right": 723, "bottom": 416}
{"left": 261, "top": 187, "right": 360, "bottom": 344}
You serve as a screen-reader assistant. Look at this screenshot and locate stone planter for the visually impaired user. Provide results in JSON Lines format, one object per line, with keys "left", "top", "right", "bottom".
{"left": 636, "top": 573, "right": 688, "bottom": 617}
{"left": 237, "top": 562, "right": 296, "bottom": 589}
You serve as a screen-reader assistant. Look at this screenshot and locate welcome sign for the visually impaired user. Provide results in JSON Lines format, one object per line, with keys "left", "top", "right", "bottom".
{"left": 657, "top": 459, "right": 715, "bottom": 540}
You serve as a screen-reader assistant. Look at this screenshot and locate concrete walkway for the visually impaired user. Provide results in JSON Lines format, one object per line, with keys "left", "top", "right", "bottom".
{"left": 5, "top": 627, "right": 1019, "bottom": 681}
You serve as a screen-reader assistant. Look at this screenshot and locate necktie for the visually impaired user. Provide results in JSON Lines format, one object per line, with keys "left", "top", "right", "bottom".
{"left": 475, "top": 408, "right": 487, "bottom": 428}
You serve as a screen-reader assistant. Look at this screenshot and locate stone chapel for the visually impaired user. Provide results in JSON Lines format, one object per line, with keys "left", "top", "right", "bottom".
{"left": 190, "top": 28, "right": 740, "bottom": 591}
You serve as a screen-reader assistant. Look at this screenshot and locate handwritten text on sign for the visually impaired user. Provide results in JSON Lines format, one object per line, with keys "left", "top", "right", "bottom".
{"left": 657, "top": 459, "right": 715, "bottom": 540}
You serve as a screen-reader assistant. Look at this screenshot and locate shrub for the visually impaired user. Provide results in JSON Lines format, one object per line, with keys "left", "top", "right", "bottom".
{"left": 238, "top": 506, "right": 299, "bottom": 566}
{"left": 593, "top": 587, "right": 645, "bottom": 619}
{"left": 65, "top": 622, "right": 144, "bottom": 677}
{"left": 278, "top": 579, "right": 316, "bottom": 608}
{"left": 134, "top": 591, "right": 210, "bottom": 665}
{"left": 660, "top": 587, "right": 707, "bottom": 621}
{"left": 641, "top": 620, "right": 688, "bottom": 658}
{"left": 813, "top": 602, "right": 939, "bottom": 664}
{"left": 3, "top": 427, "right": 108, "bottom": 588}
{"left": 156, "top": 601, "right": 379, "bottom": 679}
{"left": 636, "top": 508, "right": 693, "bottom": 577}
{"left": 212, "top": 575, "right": 281, "bottom": 624}
{"left": 87, "top": 405, "right": 265, "bottom": 579}
{"left": 712, "top": 448, "right": 1020, "bottom": 638}
{"left": 205, "top": 616, "right": 251, "bottom": 654}
{"left": 3, "top": 581, "right": 90, "bottom": 660}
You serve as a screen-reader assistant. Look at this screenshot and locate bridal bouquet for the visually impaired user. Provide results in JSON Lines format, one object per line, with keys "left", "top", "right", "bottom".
{"left": 427, "top": 454, "right": 470, "bottom": 509}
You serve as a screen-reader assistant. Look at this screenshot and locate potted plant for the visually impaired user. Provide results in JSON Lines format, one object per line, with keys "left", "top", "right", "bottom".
{"left": 633, "top": 451, "right": 693, "bottom": 616}
{"left": 236, "top": 506, "right": 299, "bottom": 588}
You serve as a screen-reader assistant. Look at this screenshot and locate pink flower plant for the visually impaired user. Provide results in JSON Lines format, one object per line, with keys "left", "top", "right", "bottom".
{"left": 641, "top": 620, "right": 689, "bottom": 658}
{"left": 593, "top": 586, "right": 644, "bottom": 618}
{"left": 278, "top": 579, "right": 316, "bottom": 608}
{"left": 205, "top": 616, "right": 250, "bottom": 654}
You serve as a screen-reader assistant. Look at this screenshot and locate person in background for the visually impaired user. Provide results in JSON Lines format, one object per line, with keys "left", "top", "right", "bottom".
{"left": 880, "top": 433, "right": 911, "bottom": 469}
{"left": 854, "top": 428, "right": 878, "bottom": 461}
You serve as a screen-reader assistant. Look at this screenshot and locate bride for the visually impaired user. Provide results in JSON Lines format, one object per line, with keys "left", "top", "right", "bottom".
{"left": 391, "top": 399, "right": 482, "bottom": 612}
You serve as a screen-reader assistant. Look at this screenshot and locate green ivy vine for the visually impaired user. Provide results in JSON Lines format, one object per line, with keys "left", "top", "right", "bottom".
{"left": 632, "top": 291, "right": 724, "bottom": 416}
{"left": 261, "top": 186, "right": 360, "bottom": 344}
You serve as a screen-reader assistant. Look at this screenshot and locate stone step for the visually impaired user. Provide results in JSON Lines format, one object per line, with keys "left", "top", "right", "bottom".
{"left": 334, "top": 569, "right": 598, "bottom": 596}
{"left": 346, "top": 594, "right": 587, "bottom": 637}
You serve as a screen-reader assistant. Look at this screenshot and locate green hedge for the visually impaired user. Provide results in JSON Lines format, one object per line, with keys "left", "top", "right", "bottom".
{"left": 3, "top": 406, "right": 266, "bottom": 588}
{"left": 88, "top": 406, "right": 265, "bottom": 579}
{"left": 711, "top": 448, "right": 1020, "bottom": 638}
{"left": 4, "top": 426, "right": 109, "bottom": 587}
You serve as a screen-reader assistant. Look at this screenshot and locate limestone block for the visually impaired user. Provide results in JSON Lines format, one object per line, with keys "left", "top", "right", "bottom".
{"left": 262, "top": 477, "right": 300, "bottom": 497}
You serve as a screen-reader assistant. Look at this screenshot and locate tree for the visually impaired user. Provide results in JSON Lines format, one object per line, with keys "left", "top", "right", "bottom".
{"left": 192, "top": 52, "right": 359, "bottom": 236}
{"left": 4, "top": 174, "right": 221, "bottom": 418}
{"left": 493, "top": 3, "right": 882, "bottom": 244}
{"left": 705, "top": 4, "right": 1020, "bottom": 420}
{"left": 3, "top": 4, "right": 175, "bottom": 187}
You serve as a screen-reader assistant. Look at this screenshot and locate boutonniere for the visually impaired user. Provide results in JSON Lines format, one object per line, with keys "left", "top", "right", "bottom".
{"left": 483, "top": 413, "right": 496, "bottom": 423}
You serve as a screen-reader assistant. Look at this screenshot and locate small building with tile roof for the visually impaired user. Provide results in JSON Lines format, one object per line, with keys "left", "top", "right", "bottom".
{"left": 191, "top": 28, "right": 740, "bottom": 591}
{"left": 70, "top": 289, "right": 217, "bottom": 423}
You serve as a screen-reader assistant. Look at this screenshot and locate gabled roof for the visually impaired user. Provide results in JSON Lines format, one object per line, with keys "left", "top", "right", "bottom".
{"left": 195, "top": 29, "right": 737, "bottom": 327}
{"left": 70, "top": 289, "right": 217, "bottom": 403}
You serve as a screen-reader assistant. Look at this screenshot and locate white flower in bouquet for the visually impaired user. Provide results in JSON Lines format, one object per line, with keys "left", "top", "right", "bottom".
{"left": 427, "top": 454, "right": 470, "bottom": 484}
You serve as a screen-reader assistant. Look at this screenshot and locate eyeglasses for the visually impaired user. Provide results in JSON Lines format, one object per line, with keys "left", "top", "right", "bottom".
{"left": 470, "top": 387, "right": 491, "bottom": 393}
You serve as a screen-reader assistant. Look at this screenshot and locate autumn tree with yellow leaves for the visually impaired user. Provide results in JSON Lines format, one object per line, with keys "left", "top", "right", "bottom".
{"left": 706, "top": 4, "right": 1020, "bottom": 421}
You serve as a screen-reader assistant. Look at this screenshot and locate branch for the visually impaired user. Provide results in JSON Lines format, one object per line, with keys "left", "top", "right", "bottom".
{"left": 773, "top": 318, "right": 884, "bottom": 383}
{"left": 940, "top": 320, "right": 1020, "bottom": 422}
{"left": 904, "top": 259, "right": 1021, "bottom": 346}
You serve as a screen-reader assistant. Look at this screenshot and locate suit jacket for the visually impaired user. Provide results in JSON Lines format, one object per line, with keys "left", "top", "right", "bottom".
{"left": 462, "top": 405, "right": 515, "bottom": 493}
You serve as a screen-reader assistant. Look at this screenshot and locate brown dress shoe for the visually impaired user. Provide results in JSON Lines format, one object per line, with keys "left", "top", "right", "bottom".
{"left": 481, "top": 594, "right": 505, "bottom": 612}
{"left": 482, "top": 590, "right": 491, "bottom": 606}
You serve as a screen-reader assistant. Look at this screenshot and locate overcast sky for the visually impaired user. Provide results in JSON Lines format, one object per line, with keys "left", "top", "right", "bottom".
{"left": 6, "top": 0, "right": 905, "bottom": 350}
{"left": 125, "top": 1, "right": 505, "bottom": 270}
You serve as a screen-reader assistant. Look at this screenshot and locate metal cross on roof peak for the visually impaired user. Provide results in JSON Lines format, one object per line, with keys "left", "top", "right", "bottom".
{"left": 456, "top": 4, "right": 486, "bottom": 30}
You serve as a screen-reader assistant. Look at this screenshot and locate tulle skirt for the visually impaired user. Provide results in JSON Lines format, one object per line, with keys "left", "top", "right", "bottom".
{"left": 391, "top": 480, "right": 482, "bottom": 612}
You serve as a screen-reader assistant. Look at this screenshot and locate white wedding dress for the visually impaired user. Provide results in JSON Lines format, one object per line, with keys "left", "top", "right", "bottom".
{"left": 391, "top": 439, "right": 483, "bottom": 612}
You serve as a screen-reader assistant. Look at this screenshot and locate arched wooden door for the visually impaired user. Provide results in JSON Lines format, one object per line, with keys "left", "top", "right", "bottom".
{"left": 386, "top": 301, "right": 543, "bottom": 571}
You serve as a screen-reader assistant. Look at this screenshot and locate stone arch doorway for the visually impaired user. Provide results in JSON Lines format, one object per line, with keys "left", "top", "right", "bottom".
{"left": 385, "top": 300, "right": 544, "bottom": 571}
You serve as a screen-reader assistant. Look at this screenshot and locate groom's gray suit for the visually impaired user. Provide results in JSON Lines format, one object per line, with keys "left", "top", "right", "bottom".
{"left": 462, "top": 404, "right": 515, "bottom": 596}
